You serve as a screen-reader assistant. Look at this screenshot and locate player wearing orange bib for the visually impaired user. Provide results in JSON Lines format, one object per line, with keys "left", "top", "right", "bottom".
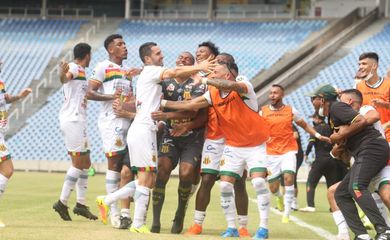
{"left": 162, "top": 58, "right": 271, "bottom": 239}
{"left": 260, "top": 84, "right": 329, "bottom": 223}
{"left": 355, "top": 52, "right": 390, "bottom": 143}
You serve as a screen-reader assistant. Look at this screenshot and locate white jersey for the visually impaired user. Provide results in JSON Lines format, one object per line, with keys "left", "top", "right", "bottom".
{"left": 132, "top": 65, "right": 166, "bottom": 126}
{"left": 0, "top": 81, "right": 8, "bottom": 133}
{"left": 90, "top": 59, "right": 133, "bottom": 120}
{"left": 359, "top": 105, "right": 385, "bottom": 137}
{"left": 59, "top": 62, "right": 88, "bottom": 122}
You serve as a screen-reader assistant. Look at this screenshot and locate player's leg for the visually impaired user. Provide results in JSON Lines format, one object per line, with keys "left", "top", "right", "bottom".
{"left": 128, "top": 125, "right": 157, "bottom": 233}
{"left": 300, "top": 160, "right": 322, "bottom": 212}
{"left": 328, "top": 182, "right": 350, "bottom": 240}
{"left": 0, "top": 137, "right": 13, "bottom": 228}
{"left": 375, "top": 166, "right": 390, "bottom": 226}
{"left": 118, "top": 154, "right": 134, "bottom": 229}
{"left": 267, "top": 155, "right": 283, "bottom": 211}
{"left": 246, "top": 144, "right": 270, "bottom": 240}
{"left": 281, "top": 152, "right": 297, "bottom": 223}
{"left": 235, "top": 170, "right": 250, "bottom": 237}
{"left": 151, "top": 155, "right": 175, "bottom": 233}
{"left": 186, "top": 138, "right": 223, "bottom": 235}
{"left": 292, "top": 151, "right": 304, "bottom": 211}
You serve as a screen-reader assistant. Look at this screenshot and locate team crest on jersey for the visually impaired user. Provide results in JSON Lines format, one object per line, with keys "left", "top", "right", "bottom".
{"left": 161, "top": 143, "right": 169, "bottom": 153}
{"left": 0, "top": 144, "right": 7, "bottom": 152}
{"left": 183, "top": 88, "right": 191, "bottom": 100}
{"left": 152, "top": 154, "right": 157, "bottom": 163}
{"left": 203, "top": 156, "right": 211, "bottom": 165}
{"left": 166, "top": 83, "right": 175, "bottom": 96}
{"left": 220, "top": 159, "right": 225, "bottom": 166}
{"left": 115, "top": 137, "right": 123, "bottom": 147}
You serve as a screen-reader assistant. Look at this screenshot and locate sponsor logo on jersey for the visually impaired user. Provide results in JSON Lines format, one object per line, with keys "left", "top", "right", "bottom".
{"left": 161, "top": 143, "right": 169, "bottom": 153}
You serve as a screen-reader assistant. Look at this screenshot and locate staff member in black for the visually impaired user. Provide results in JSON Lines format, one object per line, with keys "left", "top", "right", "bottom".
{"left": 299, "top": 113, "right": 347, "bottom": 212}
{"left": 314, "top": 85, "right": 390, "bottom": 240}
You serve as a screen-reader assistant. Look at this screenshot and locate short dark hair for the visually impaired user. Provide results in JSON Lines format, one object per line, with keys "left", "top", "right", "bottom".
{"left": 198, "top": 41, "right": 220, "bottom": 56}
{"left": 104, "top": 34, "right": 123, "bottom": 50}
{"left": 182, "top": 51, "right": 195, "bottom": 65}
{"left": 272, "top": 84, "right": 284, "bottom": 92}
{"left": 341, "top": 89, "right": 363, "bottom": 104}
{"left": 73, "top": 43, "right": 91, "bottom": 60}
{"left": 218, "top": 52, "right": 235, "bottom": 63}
{"left": 359, "top": 52, "right": 379, "bottom": 63}
{"left": 139, "top": 42, "right": 157, "bottom": 63}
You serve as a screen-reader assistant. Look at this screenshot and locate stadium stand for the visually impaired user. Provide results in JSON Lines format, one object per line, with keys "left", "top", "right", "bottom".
{"left": 0, "top": 18, "right": 85, "bottom": 95}
{"left": 285, "top": 21, "right": 390, "bottom": 147}
{"left": 6, "top": 19, "right": 327, "bottom": 163}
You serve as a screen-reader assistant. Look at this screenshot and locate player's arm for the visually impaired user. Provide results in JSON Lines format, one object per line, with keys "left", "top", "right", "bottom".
{"left": 372, "top": 98, "right": 390, "bottom": 109}
{"left": 330, "top": 115, "right": 367, "bottom": 144}
{"left": 202, "top": 78, "right": 248, "bottom": 94}
{"left": 383, "top": 121, "right": 390, "bottom": 130}
{"left": 161, "top": 96, "right": 210, "bottom": 111}
{"left": 86, "top": 80, "right": 115, "bottom": 101}
{"left": 295, "top": 119, "right": 330, "bottom": 143}
{"left": 363, "top": 109, "right": 380, "bottom": 125}
{"left": 161, "top": 57, "right": 216, "bottom": 80}
{"left": 5, "top": 88, "right": 32, "bottom": 103}
{"left": 59, "top": 61, "right": 73, "bottom": 84}
{"left": 170, "top": 108, "right": 208, "bottom": 137}
{"left": 112, "top": 98, "right": 136, "bottom": 120}
{"left": 151, "top": 110, "right": 197, "bottom": 121}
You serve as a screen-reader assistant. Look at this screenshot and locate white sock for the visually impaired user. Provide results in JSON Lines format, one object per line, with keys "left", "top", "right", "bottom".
{"left": 238, "top": 215, "right": 248, "bottom": 228}
{"left": 252, "top": 178, "right": 270, "bottom": 229}
{"left": 105, "top": 170, "right": 120, "bottom": 215}
{"left": 194, "top": 210, "right": 206, "bottom": 225}
{"left": 0, "top": 174, "right": 8, "bottom": 198}
{"left": 104, "top": 180, "right": 136, "bottom": 206}
{"left": 372, "top": 192, "right": 390, "bottom": 226}
{"left": 190, "top": 183, "right": 199, "bottom": 198}
{"left": 76, "top": 169, "right": 89, "bottom": 205}
{"left": 332, "top": 210, "right": 349, "bottom": 235}
{"left": 133, "top": 185, "right": 150, "bottom": 228}
{"left": 220, "top": 181, "right": 237, "bottom": 228}
{"left": 60, "top": 166, "right": 82, "bottom": 205}
{"left": 357, "top": 234, "right": 371, "bottom": 240}
{"left": 121, "top": 208, "right": 130, "bottom": 218}
{"left": 283, "top": 185, "right": 294, "bottom": 217}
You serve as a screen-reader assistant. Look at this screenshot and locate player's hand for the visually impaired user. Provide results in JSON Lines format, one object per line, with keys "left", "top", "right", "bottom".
{"left": 125, "top": 67, "right": 142, "bottom": 78}
{"left": 151, "top": 111, "right": 168, "bottom": 121}
{"left": 18, "top": 88, "right": 32, "bottom": 99}
{"left": 59, "top": 61, "right": 69, "bottom": 75}
{"left": 372, "top": 98, "right": 388, "bottom": 108}
{"left": 318, "top": 135, "right": 331, "bottom": 144}
{"left": 198, "top": 56, "right": 217, "bottom": 73}
{"left": 114, "top": 88, "right": 123, "bottom": 99}
{"left": 330, "top": 133, "right": 344, "bottom": 144}
{"left": 170, "top": 123, "right": 189, "bottom": 137}
{"left": 114, "top": 108, "right": 134, "bottom": 119}
{"left": 191, "top": 73, "right": 203, "bottom": 86}
{"left": 112, "top": 98, "right": 122, "bottom": 110}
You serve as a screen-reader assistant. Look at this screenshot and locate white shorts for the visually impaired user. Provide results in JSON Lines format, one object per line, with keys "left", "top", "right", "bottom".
{"left": 98, "top": 117, "right": 131, "bottom": 156}
{"left": 127, "top": 123, "right": 157, "bottom": 172}
{"left": 220, "top": 144, "right": 267, "bottom": 179}
{"left": 60, "top": 120, "right": 89, "bottom": 154}
{"left": 0, "top": 132, "right": 10, "bottom": 162}
{"left": 200, "top": 138, "right": 225, "bottom": 175}
{"left": 266, "top": 151, "right": 297, "bottom": 182}
{"left": 369, "top": 165, "right": 390, "bottom": 192}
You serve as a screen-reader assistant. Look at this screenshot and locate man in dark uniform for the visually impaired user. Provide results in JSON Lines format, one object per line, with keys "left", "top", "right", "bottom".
{"left": 314, "top": 84, "right": 390, "bottom": 240}
{"left": 150, "top": 52, "right": 206, "bottom": 234}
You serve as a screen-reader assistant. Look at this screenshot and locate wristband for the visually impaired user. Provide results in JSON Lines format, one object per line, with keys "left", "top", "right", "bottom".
{"left": 201, "top": 77, "right": 208, "bottom": 85}
{"left": 314, "top": 132, "right": 321, "bottom": 139}
{"left": 161, "top": 99, "right": 167, "bottom": 107}
{"left": 329, "top": 151, "right": 337, "bottom": 159}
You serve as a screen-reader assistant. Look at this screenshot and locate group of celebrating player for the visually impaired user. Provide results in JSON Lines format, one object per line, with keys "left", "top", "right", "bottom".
{"left": 0, "top": 32, "right": 390, "bottom": 240}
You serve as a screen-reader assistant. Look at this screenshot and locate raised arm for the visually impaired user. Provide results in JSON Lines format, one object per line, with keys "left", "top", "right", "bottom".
{"left": 86, "top": 80, "right": 115, "bottom": 101}
{"left": 330, "top": 115, "right": 368, "bottom": 144}
{"left": 161, "top": 57, "right": 216, "bottom": 80}
{"left": 203, "top": 78, "right": 248, "bottom": 93}
{"left": 59, "top": 61, "right": 73, "bottom": 84}
{"left": 161, "top": 95, "right": 210, "bottom": 111}
{"left": 5, "top": 88, "right": 32, "bottom": 103}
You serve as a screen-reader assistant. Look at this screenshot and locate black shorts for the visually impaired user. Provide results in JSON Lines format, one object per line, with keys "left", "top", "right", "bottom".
{"left": 158, "top": 129, "right": 204, "bottom": 169}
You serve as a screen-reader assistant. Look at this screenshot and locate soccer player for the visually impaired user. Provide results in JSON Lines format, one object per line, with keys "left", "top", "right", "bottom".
{"left": 161, "top": 59, "right": 271, "bottom": 239}
{"left": 315, "top": 84, "right": 390, "bottom": 240}
{"left": 53, "top": 43, "right": 97, "bottom": 221}
{"left": 149, "top": 52, "right": 206, "bottom": 234}
{"left": 186, "top": 52, "right": 251, "bottom": 237}
{"left": 299, "top": 112, "right": 347, "bottom": 213}
{"left": 86, "top": 34, "right": 135, "bottom": 228}
{"left": 260, "top": 84, "right": 329, "bottom": 223}
{"left": 0, "top": 61, "right": 32, "bottom": 227}
{"left": 96, "top": 42, "right": 216, "bottom": 234}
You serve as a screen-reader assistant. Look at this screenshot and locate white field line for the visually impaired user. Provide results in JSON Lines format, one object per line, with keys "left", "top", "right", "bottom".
{"left": 249, "top": 198, "right": 336, "bottom": 240}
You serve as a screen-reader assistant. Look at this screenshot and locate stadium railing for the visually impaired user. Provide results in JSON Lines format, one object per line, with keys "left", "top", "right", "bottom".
{"left": 0, "top": 7, "right": 94, "bottom": 19}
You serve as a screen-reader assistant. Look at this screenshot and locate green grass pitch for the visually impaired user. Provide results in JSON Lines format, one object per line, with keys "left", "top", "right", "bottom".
{"left": 0, "top": 171, "right": 359, "bottom": 240}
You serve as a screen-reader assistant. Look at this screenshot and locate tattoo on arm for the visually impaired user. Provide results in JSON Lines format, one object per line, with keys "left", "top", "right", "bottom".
{"left": 206, "top": 78, "right": 246, "bottom": 93}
